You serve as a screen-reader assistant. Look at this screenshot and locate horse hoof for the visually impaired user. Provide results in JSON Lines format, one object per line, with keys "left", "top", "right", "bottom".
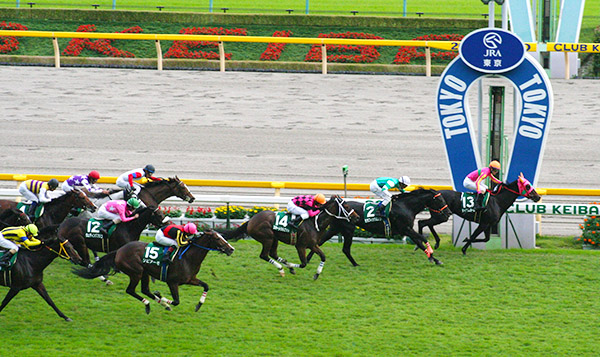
{"left": 145, "top": 305, "right": 151, "bottom": 314}
{"left": 279, "top": 270, "right": 285, "bottom": 277}
{"left": 165, "top": 306, "right": 172, "bottom": 311}
{"left": 313, "top": 273, "right": 320, "bottom": 280}
{"left": 435, "top": 259, "right": 443, "bottom": 265}
{"left": 434, "top": 243, "right": 440, "bottom": 250}
{"left": 289, "top": 268, "right": 296, "bottom": 275}
{"left": 153, "top": 291, "right": 162, "bottom": 298}
{"left": 195, "top": 303, "right": 202, "bottom": 312}
{"left": 64, "top": 317, "right": 73, "bottom": 322}
{"left": 105, "top": 280, "right": 114, "bottom": 286}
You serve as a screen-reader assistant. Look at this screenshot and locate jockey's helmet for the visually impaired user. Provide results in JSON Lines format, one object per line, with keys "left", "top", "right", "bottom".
{"left": 399, "top": 176, "right": 411, "bottom": 186}
{"left": 143, "top": 164, "right": 155, "bottom": 174}
{"left": 183, "top": 222, "right": 198, "bottom": 235}
{"left": 24, "top": 224, "right": 39, "bottom": 237}
{"left": 489, "top": 160, "right": 501, "bottom": 170}
{"left": 88, "top": 170, "right": 100, "bottom": 180}
{"left": 314, "top": 193, "right": 326, "bottom": 204}
{"left": 126, "top": 197, "right": 140, "bottom": 209}
{"left": 48, "top": 178, "right": 59, "bottom": 190}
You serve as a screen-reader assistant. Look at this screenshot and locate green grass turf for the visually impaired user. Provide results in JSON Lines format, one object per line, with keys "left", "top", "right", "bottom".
{"left": 1, "top": 235, "right": 598, "bottom": 356}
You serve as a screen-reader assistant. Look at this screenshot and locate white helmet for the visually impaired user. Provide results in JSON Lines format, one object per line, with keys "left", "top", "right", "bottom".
{"left": 399, "top": 176, "right": 411, "bottom": 186}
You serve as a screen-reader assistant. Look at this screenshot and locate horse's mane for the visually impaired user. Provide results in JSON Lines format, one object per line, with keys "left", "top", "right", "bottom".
{"left": 144, "top": 177, "right": 177, "bottom": 188}
{"left": 38, "top": 224, "right": 60, "bottom": 240}
{"left": 47, "top": 190, "right": 77, "bottom": 205}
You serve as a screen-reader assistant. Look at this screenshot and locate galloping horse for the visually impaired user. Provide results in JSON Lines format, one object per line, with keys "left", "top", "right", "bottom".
{"left": 58, "top": 206, "right": 168, "bottom": 267}
{"left": 73, "top": 230, "right": 234, "bottom": 314}
{"left": 418, "top": 174, "right": 541, "bottom": 255}
{"left": 308, "top": 188, "right": 452, "bottom": 266}
{"left": 0, "top": 190, "right": 97, "bottom": 228}
{"left": 222, "top": 195, "right": 360, "bottom": 279}
{"left": 0, "top": 208, "right": 30, "bottom": 229}
{"left": 86, "top": 177, "right": 195, "bottom": 211}
{"left": 0, "top": 226, "right": 85, "bottom": 321}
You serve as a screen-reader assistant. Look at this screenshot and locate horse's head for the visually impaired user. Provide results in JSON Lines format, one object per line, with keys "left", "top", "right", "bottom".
{"left": 322, "top": 195, "right": 360, "bottom": 224}
{"left": 166, "top": 177, "right": 196, "bottom": 203}
{"left": 517, "top": 173, "right": 541, "bottom": 202}
{"left": 192, "top": 229, "right": 235, "bottom": 256}
{"left": 70, "top": 190, "right": 98, "bottom": 212}
{"left": 41, "top": 232, "right": 84, "bottom": 266}
{"left": 427, "top": 190, "right": 452, "bottom": 218}
{"left": 0, "top": 208, "right": 31, "bottom": 228}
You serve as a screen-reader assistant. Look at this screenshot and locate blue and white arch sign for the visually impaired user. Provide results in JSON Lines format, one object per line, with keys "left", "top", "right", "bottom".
{"left": 436, "top": 28, "right": 553, "bottom": 190}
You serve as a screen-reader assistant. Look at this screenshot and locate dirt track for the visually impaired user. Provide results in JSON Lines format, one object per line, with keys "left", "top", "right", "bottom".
{"left": 1, "top": 65, "right": 598, "bottom": 235}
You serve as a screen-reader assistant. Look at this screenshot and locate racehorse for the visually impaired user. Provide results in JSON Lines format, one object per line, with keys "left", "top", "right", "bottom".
{"left": 0, "top": 226, "right": 85, "bottom": 321}
{"left": 221, "top": 195, "right": 360, "bottom": 279}
{"left": 417, "top": 174, "right": 541, "bottom": 255}
{"left": 308, "top": 188, "right": 452, "bottom": 266}
{"left": 0, "top": 190, "right": 97, "bottom": 228}
{"left": 58, "top": 206, "right": 169, "bottom": 264}
{"left": 73, "top": 230, "right": 234, "bottom": 314}
{"left": 0, "top": 208, "right": 30, "bottom": 229}
{"left": 86, "top": 177, "right": 195, "bottom": 211}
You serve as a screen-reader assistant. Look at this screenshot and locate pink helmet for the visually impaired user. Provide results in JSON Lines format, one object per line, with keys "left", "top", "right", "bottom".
{"left": 183, "top": 222, "right": 198, "bottom": 235}
{"left": 88, "top": 170, "right": 100, "bottom": 180}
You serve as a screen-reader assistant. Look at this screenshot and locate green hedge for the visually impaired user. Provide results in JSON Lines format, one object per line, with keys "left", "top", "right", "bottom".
{"left": 0, "top": 8, "right": 492, "bottom": 28}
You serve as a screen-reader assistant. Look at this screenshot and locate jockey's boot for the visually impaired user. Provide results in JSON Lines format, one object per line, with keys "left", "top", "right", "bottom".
{"left": 288, "top": 216, "right": 301, "bottom": 229}
{"left": 28, "top": 201, "right": 38, "bottom": 221}
{"left": 162, "top": 246, "right": 176, "bottom": 263}
{"left": 99, "top": 220, "right": 113, "bottom": 235}
{"left": 376, "top": 202, "right": 386, "bottom": 217}
{"left": 0, "top": 251, "right": 14, "bottom": 267}
{"left": 474, "top": 194, "right": 485, "bottom": 211}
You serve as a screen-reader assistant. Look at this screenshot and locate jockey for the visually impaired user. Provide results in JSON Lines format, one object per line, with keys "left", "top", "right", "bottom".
{"left": 18, "top": 178, "right": 59, "bottom": 220}
{"left": 463, "top": 160, "right": 503, "bottom": 210}
{"left": 96, "top": 198, "right": 140, "bottom": 234}
{"left": 370, "top": 176, "right": 411, "bottom": 216}
{"left": 115, "top": 165, "right": 162, "bottom": 198}
{"left": 154, "top": 222, "right": 198, "bottom": 262}
{"left": 286, "top": 193, "right": 326, "bottom": 229}
{"left": 62, "top": 170, "right": 110, "bottom": 197}
{"left": 0, "top": 224, "right": 40, "bottom": 267}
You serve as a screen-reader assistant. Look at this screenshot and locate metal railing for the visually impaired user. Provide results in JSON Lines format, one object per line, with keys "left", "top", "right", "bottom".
{"left": 1, "top": 29, "right": 597, "bottom": 78}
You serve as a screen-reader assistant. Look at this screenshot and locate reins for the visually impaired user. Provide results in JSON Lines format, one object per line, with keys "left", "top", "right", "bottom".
{"left": 44, "top": 239, "right": 72, "bottom": 260}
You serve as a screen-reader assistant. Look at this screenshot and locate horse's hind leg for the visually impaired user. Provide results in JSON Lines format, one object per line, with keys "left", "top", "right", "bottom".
{"left": 340, "top": 231, "right": 359, "bottom": 267}
{"left": 31, "top": 283, "right": 72, "bottom": 322}
{"left": 258, "top": 240, "right": 286, "bottom": 277}
{"left": 124, "top": 274, "right": 151, "bottom": 314}
{"left": 140, "top": 272, "right": 170, "bottom": 311}
{"left": 418, "top": 217, "right": 442, "bottom": 250}
{"left": 267, "top": 239, "right": 300, "bottom": 276}
{"left": 406, "top": 227, "right": 442, "bottom": 265}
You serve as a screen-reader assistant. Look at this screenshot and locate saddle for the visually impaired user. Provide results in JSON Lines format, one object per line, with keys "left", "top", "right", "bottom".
{"left": 272, "top": 212, "right": 299, "bottom": 244}
{"left": 0, "top": 250, "right": 18, "bottom": 271}
{"left": 16, "top": 201, "right": 44, "bottom": 220}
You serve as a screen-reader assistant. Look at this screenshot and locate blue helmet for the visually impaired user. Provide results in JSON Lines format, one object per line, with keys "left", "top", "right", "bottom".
{"left": 143, "top": 164, "right": 155, "bottom": 174}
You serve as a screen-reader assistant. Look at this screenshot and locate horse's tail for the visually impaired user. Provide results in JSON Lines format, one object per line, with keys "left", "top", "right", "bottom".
{"left": 218, "top": 222, "right": 248, "bottom": 242}
{"left": 72, "top": 251, "right": 117, "bottom": 279}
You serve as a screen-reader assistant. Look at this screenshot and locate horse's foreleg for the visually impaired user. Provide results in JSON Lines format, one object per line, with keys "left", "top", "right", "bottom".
{"left": 405, "top": 227, "right": 442, "bottom": 265}
{"left": 32, "top": 282, "right": 71, "bottom": 322}
{"left": 307, "top": 228, "right": 338, "bottom": 263}
{"left": 305, "top": 246, "right": 325, "bottom": 280}
{"left": 268, "top": 239, "right": 299, "bottom": 275}
{"left": 185, "top": 278, "right": 208, "bottom": 312}
{"left": 341, "top": 231, "right": 359, "bottom": 267}
{"left": 418, "top": 217, "right": 442, "bottom": 250}
{"left": 124, "top": 274, "right": 150, "bottom": 314}
{"left": 462, "top": 224, "right": 488, "bottom": 255}
{"left": 0, "top": 288, "right": 20, "bottom": 314}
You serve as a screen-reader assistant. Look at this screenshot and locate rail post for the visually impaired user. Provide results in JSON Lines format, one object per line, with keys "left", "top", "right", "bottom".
{"left": 155, "top": 40, "right": 163, "bottom": 71}
{"left": 425, "top": 47, "right": 431, "bottom": 77}
{"left": 219, "top": 41, "right": 225, "bottom": 72}
{"left": 271, "top": 182, "right": 285, "bottom": 209}
{"left": 321, "top": 43, "right": 327, "bottom": 74}
{"left": 52, "top": 37, "right": 60, "bottom": 68}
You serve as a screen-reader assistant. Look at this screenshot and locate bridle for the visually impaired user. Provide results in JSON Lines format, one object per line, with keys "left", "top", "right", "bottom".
{"left": 428, "top": 192, "right": 449, "bottom": 214}
{"left": 314, "top": 197, "right": 356, "bottom": 232}
{"left": 493, "top": 179, "right": 535, "bottom": 198}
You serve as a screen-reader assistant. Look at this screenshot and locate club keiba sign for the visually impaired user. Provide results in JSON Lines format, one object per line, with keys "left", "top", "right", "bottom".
{"left": 436, "top": 28, "right": 553, "bottom": 190}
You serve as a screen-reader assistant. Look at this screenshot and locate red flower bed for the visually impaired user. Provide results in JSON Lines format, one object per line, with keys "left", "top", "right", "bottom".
{"left": 305, "top": 32, "right": 384, "bottom": 63}
{"left": 0, "top": 21, "right": 28, "bottom": 54}
{"left": 260, "top": 30, "right": 293, "bottom": 61}
{"left": 393, "top": 34, "right": 463, "bottom": 64}
{"left": 62, "top": 24, "right": 143, "bottom": 57}
{"left": 164, "top": 27, "right": 247, "bottom": 60}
